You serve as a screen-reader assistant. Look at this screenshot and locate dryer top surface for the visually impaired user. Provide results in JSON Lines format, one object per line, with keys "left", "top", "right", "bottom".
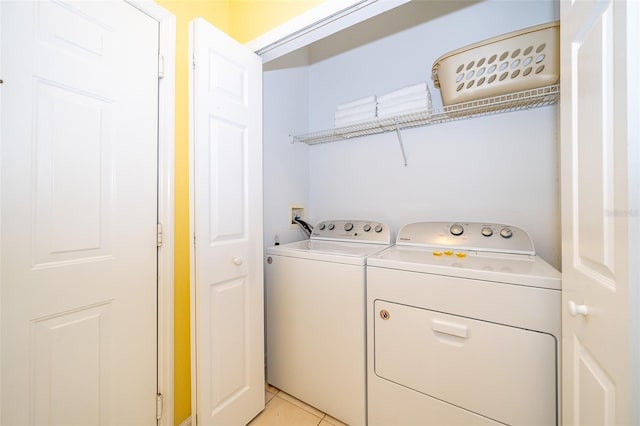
{"left": 367, "top": 244, "right": 560, "bottom": 290}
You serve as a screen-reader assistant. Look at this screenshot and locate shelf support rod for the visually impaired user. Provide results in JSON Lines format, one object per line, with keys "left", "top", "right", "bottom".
{"left": 394, "top": 118, "right": 408, "bottom": 167}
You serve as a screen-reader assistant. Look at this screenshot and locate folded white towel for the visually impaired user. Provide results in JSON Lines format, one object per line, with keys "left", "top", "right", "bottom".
{"left": 334, "top": 103, "right": 377, "bottom": 119}
{"left": 377, "top": 99, "right": 431, "bottom": 118}
{"left": 377, "top": 92, "right": 430, "bottom": 108}
{"left": 378, "top": 106, "right": 431, "bottom": 119}
{"left": 377, "top": 82, "right": 428, "bottom": 103}
{"left": 336, "top": 95, "right": 377, "bottom": 111}
{"left": 335, "top": 111, "right": 377, "bottom": 127}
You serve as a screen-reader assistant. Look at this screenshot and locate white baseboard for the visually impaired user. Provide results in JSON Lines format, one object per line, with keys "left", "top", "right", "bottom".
{"left": 178, "top": 416, "right": 192, "bottom": 426}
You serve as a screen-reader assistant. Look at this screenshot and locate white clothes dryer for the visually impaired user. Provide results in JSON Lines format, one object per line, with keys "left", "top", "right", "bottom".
{"left": 265, "top": 219, "right": 392, "bottom": 426}
{"left": 366, "top": 221, "right": 560, "bottom": 426}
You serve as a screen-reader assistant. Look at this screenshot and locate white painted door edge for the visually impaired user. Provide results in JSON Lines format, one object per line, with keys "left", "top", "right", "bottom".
{"left": 126, "top": 2, "right": 176, "bottom": 426}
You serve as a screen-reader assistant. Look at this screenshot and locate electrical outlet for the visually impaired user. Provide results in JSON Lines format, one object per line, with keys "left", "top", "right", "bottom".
{"left": 289, "top": 205, "right": 305, "bottom": 229}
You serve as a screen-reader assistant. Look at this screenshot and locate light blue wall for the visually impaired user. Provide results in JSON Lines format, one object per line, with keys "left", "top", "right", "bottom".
{"left": 264, "top": 0, "right": 561, "bottom": 268}
{"left": 263, "top": 65, "right": 311, "bottom": 246}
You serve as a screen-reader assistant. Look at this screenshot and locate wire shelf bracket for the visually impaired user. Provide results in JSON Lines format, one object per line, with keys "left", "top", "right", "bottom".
{"left": 393, "top": 118, "right": 408, "bottom": 167}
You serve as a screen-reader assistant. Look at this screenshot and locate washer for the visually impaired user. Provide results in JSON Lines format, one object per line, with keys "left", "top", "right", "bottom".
{"left": 265, "top": 219, "right": 392, "bottom": 426}
{"left": 366, "top": 221, "right": 560, "bottom": 426}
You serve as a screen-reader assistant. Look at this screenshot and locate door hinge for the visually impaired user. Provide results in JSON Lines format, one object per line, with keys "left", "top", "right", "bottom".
{"left": 157, "top": 223, "right": 163, "bottom": 247}
{"left": 158, "top": 54, "right": 165, "bottom": 79}
{"left": 156, "top": 393, "right": 163, "bottom": 420}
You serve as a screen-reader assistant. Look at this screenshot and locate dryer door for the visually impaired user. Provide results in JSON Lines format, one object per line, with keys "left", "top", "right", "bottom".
{"left": 373, "top": 300, "right": 557, "bottom": 426}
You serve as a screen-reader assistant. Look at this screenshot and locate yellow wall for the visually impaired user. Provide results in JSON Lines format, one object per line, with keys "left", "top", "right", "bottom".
{"left": 229, "top": 0, "right": 324, "bottom": 43}
{"left": 154, "top": 1, "right": 323, "bottom": 424}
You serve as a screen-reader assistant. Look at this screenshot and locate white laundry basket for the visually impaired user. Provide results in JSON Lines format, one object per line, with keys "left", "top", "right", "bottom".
{"left": 432, "top": 21, "right": 559, "bottom": 106}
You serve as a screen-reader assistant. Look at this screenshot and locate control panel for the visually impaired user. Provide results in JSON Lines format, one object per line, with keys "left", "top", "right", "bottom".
{"left": 311, "top": 220, "right": 392, "bottom": 244}
{"left": 396, "top": 221, "right": 535, "bottom": 255}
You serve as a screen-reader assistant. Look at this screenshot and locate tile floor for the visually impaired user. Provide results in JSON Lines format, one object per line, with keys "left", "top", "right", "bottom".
{"left": 248, "top": 383, "right": 348, "bottom": 426}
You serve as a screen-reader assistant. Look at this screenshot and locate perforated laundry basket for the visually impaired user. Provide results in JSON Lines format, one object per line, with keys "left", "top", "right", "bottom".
{"left": 432, "top": 21, "right": 559, "bottom": 106}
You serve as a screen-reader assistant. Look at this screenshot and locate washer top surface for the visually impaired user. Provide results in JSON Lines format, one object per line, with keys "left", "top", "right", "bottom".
{"left": 267, "top": 220, "right": 393, "bottom": 265}
{"left": 368, "top": 221, "right": 560, "bottom": 290}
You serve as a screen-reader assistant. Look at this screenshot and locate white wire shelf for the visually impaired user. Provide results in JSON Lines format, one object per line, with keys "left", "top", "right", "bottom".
{"left": 292, "top": 84, "right": 560, "bottom": 145}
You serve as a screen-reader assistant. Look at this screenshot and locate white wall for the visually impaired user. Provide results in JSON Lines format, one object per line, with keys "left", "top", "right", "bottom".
{"left": 263, "top": 0, "right": 561, "bottom": 269}
{"left": 263, "top": 65, "right": 311, "bottom": 246}
{"left": 305, "top": 0, "right": 561, "bottom": 268}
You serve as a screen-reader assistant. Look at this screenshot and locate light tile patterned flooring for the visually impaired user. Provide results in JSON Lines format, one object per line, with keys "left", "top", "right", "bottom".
{"left": 248, "top": 383, "right": 348, "bottom": 426}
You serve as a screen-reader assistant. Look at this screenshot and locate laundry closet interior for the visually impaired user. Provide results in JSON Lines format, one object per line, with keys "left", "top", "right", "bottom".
{"left": 199, "top": 0, "right": 562, "bottom": 424}
{"left": 259, "top": 0, "right": 560, "bottom": 271}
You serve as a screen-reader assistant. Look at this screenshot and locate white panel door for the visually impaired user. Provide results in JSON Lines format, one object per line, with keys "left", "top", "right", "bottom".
{"left": 561, "top": 0, "right": 639, "bottom": 424}
{"left": 190, "top": 18, "right": 264, "bottom": 426}
{"left": 1, "top": 1, "right": 159, "bottom": 424}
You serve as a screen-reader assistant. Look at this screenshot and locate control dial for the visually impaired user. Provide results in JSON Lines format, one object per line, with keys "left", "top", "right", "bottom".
{"left": 319, "top": 223, "right": 326, "bottom": 230}
{"left": 500, "top": 227, "right": 513, "bottom": 238}
{"left": 328, "top": 223, "right": 335, "bottom": 230}
{"left": 363, "top": 224, "right": 372, "bottom": 232}
{"left": 344, "top": 222, "right": 354, "bottom": 232}
{"left": 374, "top": 225, "right": 383, "bottom": 233}
{"left": 481, "top": 226, "right": 493, "bottom": 237}
{"left": 449, "top": 224, "right": 464, "bottom": 236}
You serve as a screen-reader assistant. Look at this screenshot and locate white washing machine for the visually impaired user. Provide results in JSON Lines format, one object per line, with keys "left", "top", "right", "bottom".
{"left": 265, "top": 219, "right": 392, "bottom": 426}
{"left": 366, "top": 221, "right": 561, "bottom": 426}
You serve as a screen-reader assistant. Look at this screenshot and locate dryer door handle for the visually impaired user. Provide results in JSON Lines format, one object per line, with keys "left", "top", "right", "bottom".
{"left": 432, "top": 318, "right": 468, "bottom": 339}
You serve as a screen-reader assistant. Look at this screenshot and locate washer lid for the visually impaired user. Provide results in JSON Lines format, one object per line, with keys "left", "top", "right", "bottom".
{"left": 367, "top": 245, "right": 560, "bottom": 290}
{"left": 267, "top": 239, "right": 392, "bottom": 265}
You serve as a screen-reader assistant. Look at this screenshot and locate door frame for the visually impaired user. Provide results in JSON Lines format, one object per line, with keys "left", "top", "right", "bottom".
{"left": 626, "top": 2, "right": 640, "bottom": 423}
{"left": 245, "top": 0, "right": 411, "bottom": 63}
{"left": 0, "top": 1, "right": 176, "bottom": 424}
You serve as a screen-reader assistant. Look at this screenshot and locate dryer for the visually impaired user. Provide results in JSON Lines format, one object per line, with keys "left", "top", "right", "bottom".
{"left": 265, "top": 219, "right": 392, "bottom": 426}
{"left": 366, "top": 221, "right": 560, "bottom": 426}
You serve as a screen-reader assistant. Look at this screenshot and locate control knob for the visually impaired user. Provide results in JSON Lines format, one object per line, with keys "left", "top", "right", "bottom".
{"left": 374, "top": 225, "right": 383, "bottom": 233}
{"left": 328, "top": 223, "right": 335, "bottom": 230}
{"left": 363, "top": 224, "right": 372, "bottom": 232}
{"left": 344, "top": 222, "right": 354, "bottom": 232}
{"left": 450, "top": 224, "right": 464, "bottom": 236}
{"left": 500, "top": 227, "right": 513, "bottom": 238}
{"left": 318, "top": 223, "right": 326, "bottom": 230}
{"left": 481, "top": 227, "right": 493, "bottom": 237}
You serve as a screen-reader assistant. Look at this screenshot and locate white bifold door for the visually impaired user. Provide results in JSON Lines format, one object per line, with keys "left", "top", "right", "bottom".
{"left": 1, "top": 1, "right": 160, "bottom": 424}
{"left": 561, "top": 0, "right": 640, "bottom": 424}
{"left": 190, "top": 18, "right": 265, "bottom": 426}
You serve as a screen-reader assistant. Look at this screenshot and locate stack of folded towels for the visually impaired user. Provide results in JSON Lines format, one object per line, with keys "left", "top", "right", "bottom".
{"left": 376, "top": 82, "right": 432, "bottom": 118}
{"left": 334, "top": 95, "right": 377, "bottom": 128}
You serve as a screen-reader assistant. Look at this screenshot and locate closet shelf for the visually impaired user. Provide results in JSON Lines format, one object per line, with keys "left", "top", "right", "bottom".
{"left": 292, "top": 84, "right": 560, "bottom": 145}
